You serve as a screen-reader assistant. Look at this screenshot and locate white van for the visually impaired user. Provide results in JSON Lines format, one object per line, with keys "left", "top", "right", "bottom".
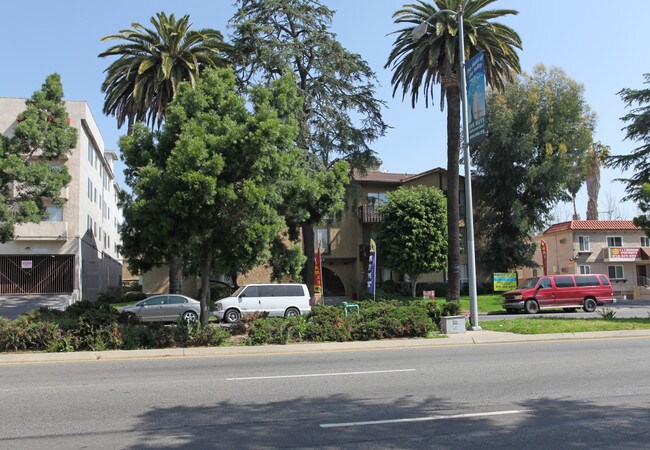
{"left": 214, "top": 283, "right": 311, "bottom": 323}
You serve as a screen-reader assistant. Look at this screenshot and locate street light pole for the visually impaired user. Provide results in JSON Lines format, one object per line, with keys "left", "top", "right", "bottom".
{"left": 412, "top": 6, "right": 481, "bottom": 330}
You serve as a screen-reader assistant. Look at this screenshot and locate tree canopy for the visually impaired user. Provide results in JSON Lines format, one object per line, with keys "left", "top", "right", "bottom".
{"left": 385, "top": 0, "right": 522, "bottom": 301}
{"left": 119, "top": 68, "right": 309, "bottom": 324}
{"left": 378, "top": 185, "right": 448, "bottom": 298}
{"left": 0, "top": 74, "right": 76, "bottom": 242}
{"left": 229, "top": 0, "right": 385, "bottom": 294}
{"left": 472, "top": 65, "right": 595, "bottom": 271}
{"left": 608, "top": 73, "right": 650, "bottom": 203}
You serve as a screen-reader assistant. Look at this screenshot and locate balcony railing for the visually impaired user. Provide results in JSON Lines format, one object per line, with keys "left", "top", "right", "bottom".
{"left": 358, "top": 206, "right": 382, "bottom": 223}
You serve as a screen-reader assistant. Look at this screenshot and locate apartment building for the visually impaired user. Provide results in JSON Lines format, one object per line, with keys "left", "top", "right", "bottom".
{"left": 0, "top": 98, "right": 122, "bottom": 301}
{"left": 521, "top": 220, "right": 650, "bottom": 299}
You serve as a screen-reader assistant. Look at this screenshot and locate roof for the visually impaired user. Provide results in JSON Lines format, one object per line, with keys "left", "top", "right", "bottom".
{"left": 352, "top": 167, "right": 453, "bottom": 184}
{"left": 543, "top": 220, "right": 641, "bottom": 234}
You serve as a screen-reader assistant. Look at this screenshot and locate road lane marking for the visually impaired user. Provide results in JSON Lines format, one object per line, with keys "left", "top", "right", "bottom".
{"left": 226, "top": 368, "right": 416, "bottom": 381}
{"left": 320, "top": 409, "right": 530, "bottom": 428}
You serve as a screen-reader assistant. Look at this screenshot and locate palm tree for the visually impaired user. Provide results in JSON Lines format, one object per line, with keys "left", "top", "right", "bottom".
{"left": 586, "top": 141, "right": 611, "bottom": 220}
{"left": 385, "top": 0, "right": 521, "bottom": 301}
{"left": 99, "top": 12, "right": 229, "bottom": 131}
{"left": 99, "top": 12, "right": 229, "bottom": 294}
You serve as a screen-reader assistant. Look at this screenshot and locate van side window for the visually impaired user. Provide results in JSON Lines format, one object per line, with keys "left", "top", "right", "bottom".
{"left": 576, "top": 275, "right": 599, "bottom": 287}
{"left": 599, "top": 275, "right": 611, "bottom": 286}
{"left": 258, "top": 286, "right": 275, "bottom": 297}
{"left": 554, "top": 276, "right": 575, "bottom": 288}
{"left": 539, "top": 277, "right": 551, "bottom": 288}
{"left": 241, "top": 286, "right": 258, "bottom": 297}
{"left": 285, "top": 285, "right": 304, "bottom": 296}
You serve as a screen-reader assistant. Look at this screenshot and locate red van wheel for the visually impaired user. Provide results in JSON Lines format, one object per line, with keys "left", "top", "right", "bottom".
{"left": 524, "top": 300, "right": 539, "bottom": 314}
{"left": 583, "top": 298, "right": 597, "bottom": 313}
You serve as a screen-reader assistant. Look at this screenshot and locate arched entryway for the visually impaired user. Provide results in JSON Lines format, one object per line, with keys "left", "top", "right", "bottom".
{"left": 322, "top": 267, "right": 346, "bottom": 296}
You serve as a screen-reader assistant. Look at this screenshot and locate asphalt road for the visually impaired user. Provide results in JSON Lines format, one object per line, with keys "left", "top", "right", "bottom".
{"left": 1, "top": 336, "right": 649, "bottom": 448}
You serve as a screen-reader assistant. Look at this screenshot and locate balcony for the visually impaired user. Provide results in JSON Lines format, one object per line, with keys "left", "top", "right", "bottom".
{"left": 358, "top": 206, "right": 382, "bottom": 223}
{"left": 13, "top": 221, "right": 68, "bottom": 240}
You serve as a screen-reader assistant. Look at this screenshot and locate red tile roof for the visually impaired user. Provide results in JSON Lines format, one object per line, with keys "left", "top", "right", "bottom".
{"left": 544, "top": 220, "right": 640, "bottom": 234}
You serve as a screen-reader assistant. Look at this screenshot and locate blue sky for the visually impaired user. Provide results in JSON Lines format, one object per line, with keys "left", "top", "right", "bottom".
{"left": 2, "top": 0, "right": 648, "bottom": 220}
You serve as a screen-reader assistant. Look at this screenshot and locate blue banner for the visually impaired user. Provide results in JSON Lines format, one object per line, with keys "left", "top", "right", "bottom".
{"left": 367, "top": 239, "right": 376, "bottom": 295}
{"left": 466, "top": 51, "right": 487, "bottom": 145}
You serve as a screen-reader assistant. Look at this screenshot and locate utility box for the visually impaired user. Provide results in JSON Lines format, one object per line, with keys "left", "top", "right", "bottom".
{"left": 440, "top": 315, "right": 467, "bottom": 334}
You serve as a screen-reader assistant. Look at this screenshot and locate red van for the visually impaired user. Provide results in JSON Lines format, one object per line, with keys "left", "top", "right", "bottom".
{"left": 502, "top": 274, "right": 614, "bottom": 314}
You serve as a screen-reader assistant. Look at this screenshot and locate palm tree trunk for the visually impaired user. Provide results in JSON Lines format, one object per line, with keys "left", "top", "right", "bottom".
{"left": 446, "top": 86, "right": 461, "bottom": 302}
{"left": 302, "top": 224, "right": 315, "bottom": 298}
{"left": 169, "top": 253, "right": 182, "bottom": 294}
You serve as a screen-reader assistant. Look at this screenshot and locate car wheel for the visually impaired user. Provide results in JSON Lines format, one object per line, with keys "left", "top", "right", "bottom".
{"left": 583, "top": 298, "right": 597, "bottom": 313}
{"left": 524, "top": 300, "right": 539, "bottom": 314}
{"left": 225, "top": 308, "right": 241, "bottom": 323}
{"left": 182, "top": 311, "right": 198, "bottom": 322}
{"left": 284, "top": 307, "right": 300, "bottom": 318}
{"left": 563, "top": 308, "right": 577, "bottom": 313}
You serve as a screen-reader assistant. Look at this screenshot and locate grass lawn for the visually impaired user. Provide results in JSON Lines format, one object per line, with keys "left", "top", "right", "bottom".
{"left": 460, "top": 294, "right": 503, "bottom": 313}
{"left": 481, "top": 317, "right": 650, "bottom": 334}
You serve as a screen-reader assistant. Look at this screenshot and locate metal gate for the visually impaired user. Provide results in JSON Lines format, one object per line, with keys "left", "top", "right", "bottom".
{"left": 0, "top": 255, "right": 74, "bottom": 294}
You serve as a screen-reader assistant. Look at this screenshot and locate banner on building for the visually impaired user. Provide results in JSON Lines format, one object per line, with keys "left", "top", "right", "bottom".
{"left": 540, "top": 239, "right": 548, "bottom": 276}
{"left": 314, "top": 247, "right": 323, "bottom": 305}
{"left": 467, "top": 51, "right": 487, "bottom": 145}
{"left": 367, "top": 239, "right": 377, "bottom": 296}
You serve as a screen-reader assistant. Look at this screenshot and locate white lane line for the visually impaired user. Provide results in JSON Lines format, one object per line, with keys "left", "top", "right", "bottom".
{"left": 320, "top": 409, "right": 530, "bottom": 428}
{"left": 226, "top": 368, "right": 416, "bottom": 381}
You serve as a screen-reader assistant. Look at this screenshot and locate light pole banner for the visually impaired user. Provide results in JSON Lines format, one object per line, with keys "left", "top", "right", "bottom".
{"left": 367, "top": 239, "right": 376, "bottom": 295}
{"left": 466, "top": 51, "right": 487, "bottom": 145}
{"left": 314, "top": 246, "right": 323, "bottom": 304}
{"left": 540, "top": 239, "right": 548, "bottom": 276}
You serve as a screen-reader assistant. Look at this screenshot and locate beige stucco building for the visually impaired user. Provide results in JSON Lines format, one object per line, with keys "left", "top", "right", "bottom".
{"left": 0, "top": 97, "right": 122, "bottom": 301}
{"left": 142, "top": 167, "right": 470, "bottom": 301}
{"left": 521, "top": 220, "right": 650, "bottom": 300}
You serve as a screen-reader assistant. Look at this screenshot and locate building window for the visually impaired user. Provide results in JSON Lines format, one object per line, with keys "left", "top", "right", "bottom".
{"left": 532, "top": 269, "right": 539, "bottom": 277}
{"left": 87, "top": 179, "right": 93, "bottom": 200}
{"left": 315, "top": 228, "right": 329, "bottom": 253}
{"left": 88, "top": 142, "right": 94, "bottom": 164}
{"left": 93, "top": 222, "right": 97, "bottom": 237}
{"left": 87, "top": 215, "right": 92, "bottom": 231}
{"left": 578, "top": 236, "right": 590, "bottom": 252}
{"left": 608, "top": 265, "right": 624, "bottom": 280}
{"left": 366, "top": 192, "right": 387, "bottom": 207}
{"left": 607, "top": 236, "right": 622, "bottom": 247}
{"left": 94, "top": 187, "right": 97, "bottom": 203}
{"left": 45, "top": 206, "right": 63, "bottom": 222}
{"left": 579, "top": 265, "right": 591, "bottom": 274}
{"left": 641, "top": 236, "right": 650, "bottom": 247}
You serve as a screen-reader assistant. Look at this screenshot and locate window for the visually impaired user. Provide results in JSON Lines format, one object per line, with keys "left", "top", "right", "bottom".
{"left": 46, "top": 206, "right": 63, "bottom": 222}
{"left": 539, "top": 277, "right": 552, "bottom": 288}
{"left": 168, "top": 296, "right": 187, "bottom": 305}
{"left": 641, "top": 236, "right": 650, "bottom": 247}
{"left": 88, "top": 142, "right": 94, "bottom": 164}
{"left": 240, "top": 286, "right": 258, "bottom": 297}
{"left": 599, "top": 275, "right": 611, "bottom": 286}
{"left": 258, "top": 285, "right": 274, "bottom": 297}
{"left": 315, "top": 228, "right": 329, "bottom": 252}
{"left": 579, "top": 265, "right": 591, "bottom": 274}
{"left": 366, "top": 192, "right": 387, "bottom": 207}
{"left": 87, "top": 215, "right": 92, "bottom": 231}
{"left": 607, "top": 236, "right": 622, "bottom": 247}
{"left": 142, "top": 296, "right": 166, "bottom": 306}
{"left": 87, "top": 179, "right": 93, "bottom": 200}
{"left": 94, "top": 187, "right": 97, "bottom": 203}
{"left": 608, "top": 265, "right": 624, "bottom": 280}
{"left": 554, "top": 276, "right": 575, "bottom": 288}
{"left": 532, "top": 269, "right": 539, "bottom": 277}
{"left": 578, "top": 236, "right": 590, "bottom": 252}
{"left": 576, "top": 275, "right": 599, "bottom": 287}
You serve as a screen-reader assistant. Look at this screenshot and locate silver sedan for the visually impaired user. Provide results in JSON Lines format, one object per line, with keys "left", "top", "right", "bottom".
{"left": 118, "top": 294, "right": 200, "bottom": 322}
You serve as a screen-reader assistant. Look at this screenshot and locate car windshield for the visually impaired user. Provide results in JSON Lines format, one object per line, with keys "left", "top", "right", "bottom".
{"left": 230, "top": 286, "right": 246, "bottom": 297}
{"left": 517, "top": 278, "right": 539, "bottom": 289}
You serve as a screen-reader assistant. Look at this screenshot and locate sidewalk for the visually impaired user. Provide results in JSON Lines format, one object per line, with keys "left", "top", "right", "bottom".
{"left": 2, "top": 329, "right": 650, "bottom": 364}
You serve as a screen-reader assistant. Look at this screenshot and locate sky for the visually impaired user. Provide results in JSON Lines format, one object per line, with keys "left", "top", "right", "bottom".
{"left": 1, "top": 0, "right": 649, "bottom": 221}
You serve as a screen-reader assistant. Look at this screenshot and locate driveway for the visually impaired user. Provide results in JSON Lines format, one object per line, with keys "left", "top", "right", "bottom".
{"left": 0, "top": 294, "right": 72, "bottom": 320}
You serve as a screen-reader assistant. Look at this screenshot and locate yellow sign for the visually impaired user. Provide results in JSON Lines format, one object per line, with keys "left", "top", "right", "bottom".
{"left": 493, "top": 272, "right": 517, "bottom": 292}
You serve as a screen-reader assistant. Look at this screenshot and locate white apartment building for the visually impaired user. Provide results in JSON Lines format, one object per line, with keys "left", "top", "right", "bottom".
{"left": 0, "top": 97, "right": 122, "bottom": 301}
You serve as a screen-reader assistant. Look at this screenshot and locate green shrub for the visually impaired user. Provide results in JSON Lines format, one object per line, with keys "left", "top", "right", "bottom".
{"left": 122, "top": 291, "right": 148, "bottom": 303}
{"left": 96, "top": 291, "right": 120, "bottom": 305}
{"left": 0, "top": 317, "right": 61, "bottom": 352}
{"left": 303, "top": 305, "right": 351, "bottom": 342}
